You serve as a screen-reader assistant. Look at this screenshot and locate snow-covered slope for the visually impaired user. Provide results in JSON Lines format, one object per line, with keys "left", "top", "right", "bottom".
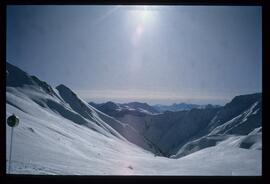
{"left": 143, "top": 108, "right": 220, "bottom": 156}
{"left": 116, "top": 108, "right": 220, "bottom": 156}
{"left": 208, "top": 100, "right": 261, "bottom": 136}
{"left": 171, "top": 127, "right": 262, "bottom": 159}
{"left": 6, "top": 62, "right": 261, "bottom": 175}
{"left": 6, "top": 63, "right": 158, "bottom": 153}
{"left": 6, "top": 65, "right": 125, "bottom": 141}
{"left": 207, "top": 93, "right": 261, "bottom": 134}
{"left": 171, "top": 94, "right": 262, "bottom": 159}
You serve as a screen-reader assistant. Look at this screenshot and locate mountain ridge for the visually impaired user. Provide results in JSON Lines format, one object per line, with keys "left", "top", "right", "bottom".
{"left": 6, "top": 62, "right": 158, "bottom": 153}
{"left": 94, "top": 93, "right": 261, "bottom": 157}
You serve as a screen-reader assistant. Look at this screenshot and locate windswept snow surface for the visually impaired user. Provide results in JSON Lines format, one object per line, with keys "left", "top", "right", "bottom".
{"left": 6, "top": 62, "right": 261, "bottom": 175}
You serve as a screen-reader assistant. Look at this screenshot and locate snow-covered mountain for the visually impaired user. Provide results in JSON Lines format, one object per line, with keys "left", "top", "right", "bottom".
{"left": 169, "top": 94, "right": 262, "bottom": 159}
{"left": 171, "top": 127, "right": 262, "bottom": 159}
{"left": 99, "top": 95, "right": 261, "bottom": 157}
{"left": 6, "top": 62, "right": 262, "bottom": 175}
{"left": 207, "top": 93, "right": 261, "bottom": 135}
{"left": 7, "top": 63, "right": 126, "bottom": 140}
{"left": 122, "top": 102, "right": 160, "bottom": 114}
{"left": 91, "top": 101, "right": 219, "bottom": 115}
{"left": 118, "top": 106, "right": 221, "bottom": 156}
{"left": 90, "top": 101, "right": 223, "bottom": 156}
{"left": 6, "top": 63, "right": 160, "bottom": 154}
{"left": 89, "top": 101, "right": 159, "bottom": 117}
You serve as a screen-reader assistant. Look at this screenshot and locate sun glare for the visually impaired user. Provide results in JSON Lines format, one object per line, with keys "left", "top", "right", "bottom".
{"left": 129, "top": 6, "right": 154, "bottom": 24}
{"left": 140, "top": 6, "right": 153, "bottom": 23}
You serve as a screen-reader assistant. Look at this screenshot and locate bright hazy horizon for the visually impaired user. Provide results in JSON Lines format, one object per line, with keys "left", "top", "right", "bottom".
{"left": 7, "top": 5, "right": 262, "bottom": 105}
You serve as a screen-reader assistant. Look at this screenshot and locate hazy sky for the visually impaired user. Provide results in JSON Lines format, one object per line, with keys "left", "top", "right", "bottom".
{"left": 7, "top": 5, "right": 262, "bottom": 105}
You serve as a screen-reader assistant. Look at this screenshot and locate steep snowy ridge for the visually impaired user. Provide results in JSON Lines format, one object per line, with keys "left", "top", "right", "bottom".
{"left": 56, "top": 87, "right": 157, "bottom": 153}
{"left": 209, "top": 101, "right": 261, "bottom": 135}
{"left": 6, "top": 63, "right": 62, "bottom": 101}
{"left": 7, "top": 62, "right": 40, "bottom": 88}
{"left": 171, "top": 128, "right": 262, "bottom": 159}
{"left": 6, "top": 62, "right": 157, "bottom": 153}
{"left": 207, "top": 93, "right": 261, "bottom": 133}
{"left": 55, "top": 84, "right": 126, "bottom": 141}
{"left": 171, "top": 95, "right": 262, "bottom": 159}
{"left": 6, "top": 64, "right": 125, "bottom": 141}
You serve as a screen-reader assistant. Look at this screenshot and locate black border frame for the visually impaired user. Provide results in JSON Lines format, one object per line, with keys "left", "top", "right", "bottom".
{"left": 1, "top": 0, "right": 268, "bottom": 184}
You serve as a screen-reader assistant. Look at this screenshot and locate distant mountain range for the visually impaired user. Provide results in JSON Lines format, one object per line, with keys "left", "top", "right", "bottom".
{"left": 89, "top": 101, "right": 159, "bottom": 117}
{"left": 89, "top": 101, "right": 222, "bottom": 116}
{"left": 153, "top": 103, "right": 221, "bottom": 112}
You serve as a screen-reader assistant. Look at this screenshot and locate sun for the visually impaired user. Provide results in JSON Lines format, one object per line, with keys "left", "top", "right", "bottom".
{"left": 129, "top": 5, "right": 155, "bottom": 25}
{"left": 130, "top": 6, "right": 156, "bottom": 46}
{"left": 141, "top": 6, "right": 151, "bottom": 23}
